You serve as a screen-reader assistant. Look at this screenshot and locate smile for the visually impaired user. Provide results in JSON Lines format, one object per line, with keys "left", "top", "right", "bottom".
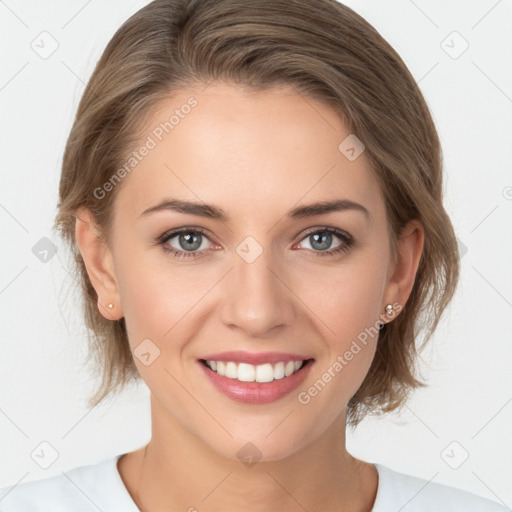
{"left": 203, "top": 359, "right": 305, "bottom": 383}
{"left": 198, "top": 355, "right": 314, "bottom": 405}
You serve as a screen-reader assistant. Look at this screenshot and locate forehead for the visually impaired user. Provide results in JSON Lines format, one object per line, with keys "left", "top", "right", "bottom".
{"left": 114, "top": 82, "right": 385, "bottom": 225}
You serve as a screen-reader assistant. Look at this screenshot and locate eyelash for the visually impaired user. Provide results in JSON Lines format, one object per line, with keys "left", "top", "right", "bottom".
{"left": 156, "top": 226, "right": 354, "bottom": 260}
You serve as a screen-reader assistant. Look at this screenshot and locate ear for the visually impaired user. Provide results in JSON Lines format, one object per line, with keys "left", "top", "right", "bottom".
{"left": 74, "top": 206, "right": 123, "bottom": 321}
{"left": 382, "top": 219, "right": 424, "bottom": 319}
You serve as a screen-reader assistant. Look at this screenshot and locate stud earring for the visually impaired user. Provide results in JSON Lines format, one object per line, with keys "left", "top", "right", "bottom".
{"left": 379, "top": 304, "right": 395, "bottom": 330}
{"left": 107, "top": 303, "right": 114, "bottom": 309}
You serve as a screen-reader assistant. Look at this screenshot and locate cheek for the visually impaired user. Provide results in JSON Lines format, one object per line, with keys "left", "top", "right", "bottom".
{"left": 302, "top": 254, "right": 387, "bottom": 394}
{"left": 297, "top": 269, "right": 383, "bottom": 423}
{"left": 112, "top": 237, "right": 171, "bottom": 342}
{"left": 300, "top": 255, "right": 387, "bottom": 346}
{"left": 114, "top": 242, "right": 219, "bottom": 352}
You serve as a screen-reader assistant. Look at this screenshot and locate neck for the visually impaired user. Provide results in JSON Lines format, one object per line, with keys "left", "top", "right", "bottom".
{"left": 119, "top": 396, "right": 378, "bottom": 512}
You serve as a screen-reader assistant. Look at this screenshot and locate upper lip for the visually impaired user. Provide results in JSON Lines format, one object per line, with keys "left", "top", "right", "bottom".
{"left": 199, "top": 351, "right": 313, "bottom": 366}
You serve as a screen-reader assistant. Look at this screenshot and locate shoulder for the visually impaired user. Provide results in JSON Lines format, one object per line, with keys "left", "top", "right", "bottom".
{"left": 0, "top": 455, "right": 139, "bottom": 512}
{"left": 372, "top": 463, "right": 509, "bottom": 512}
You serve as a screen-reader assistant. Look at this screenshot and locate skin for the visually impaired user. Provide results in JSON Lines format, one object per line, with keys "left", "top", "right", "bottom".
{"left": 75, "top": 81, "right": 424, "bottom": 511}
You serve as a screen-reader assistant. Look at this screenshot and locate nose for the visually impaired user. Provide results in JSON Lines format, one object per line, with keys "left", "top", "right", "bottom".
{"left": 219, "top": 242, "right": 296, "bottom": 338}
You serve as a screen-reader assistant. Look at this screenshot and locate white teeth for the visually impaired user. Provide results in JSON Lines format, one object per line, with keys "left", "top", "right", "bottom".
{"left": 225, "top": 361, "right": 238, "bottom": 379}
{"left": 237, "top": 363, "right": 255, "bottom": 382}
{"left": 255, "top": 363, "right": 274, "bottom": 383}
{"left": 284, "top": 361, "right": 295, "bottom": 377}
{"left": 274, "top": 362, "right": 285, "bottom": 380}
{"left": 205, "top": 359, "right": 306, "bottom": 382}
{"left": 216, "top": 361, "right": 226, "bottom": 376}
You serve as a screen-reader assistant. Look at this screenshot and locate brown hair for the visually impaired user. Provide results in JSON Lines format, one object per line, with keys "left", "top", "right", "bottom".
{"left": 53, "top": 0, "right": 460, "bottom": 427}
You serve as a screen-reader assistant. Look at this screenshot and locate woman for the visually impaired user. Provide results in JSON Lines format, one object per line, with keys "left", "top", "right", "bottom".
{"left": 0, "top": 0, "right": 506, "bottom": 510}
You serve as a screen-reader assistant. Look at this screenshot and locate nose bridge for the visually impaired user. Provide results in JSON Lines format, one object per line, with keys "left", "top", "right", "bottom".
{"left": 219, "top": 236, "right": 295, "bottom": 335}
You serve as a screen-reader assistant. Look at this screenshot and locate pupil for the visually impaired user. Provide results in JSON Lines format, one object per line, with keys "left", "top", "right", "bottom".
{"left": 311, "top": 232, "right": 331, "bottom": 251}
{"left": 181, "top": 232, "right": 201, "bottom": 251}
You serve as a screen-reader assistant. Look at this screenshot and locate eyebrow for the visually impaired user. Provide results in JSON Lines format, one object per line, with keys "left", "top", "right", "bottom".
{"left": 139, "top": 198, "right": 370, "bottom": 221}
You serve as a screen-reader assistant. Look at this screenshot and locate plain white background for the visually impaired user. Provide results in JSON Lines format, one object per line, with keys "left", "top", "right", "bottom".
{"left": 1, "top": 0, "right": 511, "bottom": 507}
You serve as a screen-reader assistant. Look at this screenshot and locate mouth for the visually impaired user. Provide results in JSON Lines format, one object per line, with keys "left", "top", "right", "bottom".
{"left": 197, "top": 354, "right": 315, "bottom": 405}
{"left": 199, "top": 358, "right": 312, "bottom": 383}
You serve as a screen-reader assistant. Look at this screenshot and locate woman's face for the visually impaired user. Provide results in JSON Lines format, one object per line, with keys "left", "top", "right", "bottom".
{"left": 83, "top": 82, "right": 419, "bottom": 462}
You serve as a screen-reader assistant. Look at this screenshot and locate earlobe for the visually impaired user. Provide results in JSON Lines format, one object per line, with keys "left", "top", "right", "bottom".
{"left": 383, "top": 219, "right": 425, "bottom": 319}
{"left": 74, "top": 207, "right": 123, "bottom": 321}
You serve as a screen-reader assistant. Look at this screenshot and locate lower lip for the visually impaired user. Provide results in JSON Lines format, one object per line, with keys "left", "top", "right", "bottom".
{"left": 198, "top": 359, "right": 314, "bottom": 405}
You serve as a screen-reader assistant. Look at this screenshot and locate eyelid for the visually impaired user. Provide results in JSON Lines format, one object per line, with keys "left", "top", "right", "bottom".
{"left": 159, "top": 225, "right": 352, "bottom": 245}
{"left": 157, "top": 225, "right": 354, "bottom": 258}
{"left": 296, "top": 225, "right": 353, "bottom": 243}
{"left": 158, "top": 226, "right": 219, "bottom": 245}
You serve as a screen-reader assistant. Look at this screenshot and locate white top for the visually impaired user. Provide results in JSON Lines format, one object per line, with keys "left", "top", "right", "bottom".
{"left": 0, "top": 454, "right": 507, "bottom": 511}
